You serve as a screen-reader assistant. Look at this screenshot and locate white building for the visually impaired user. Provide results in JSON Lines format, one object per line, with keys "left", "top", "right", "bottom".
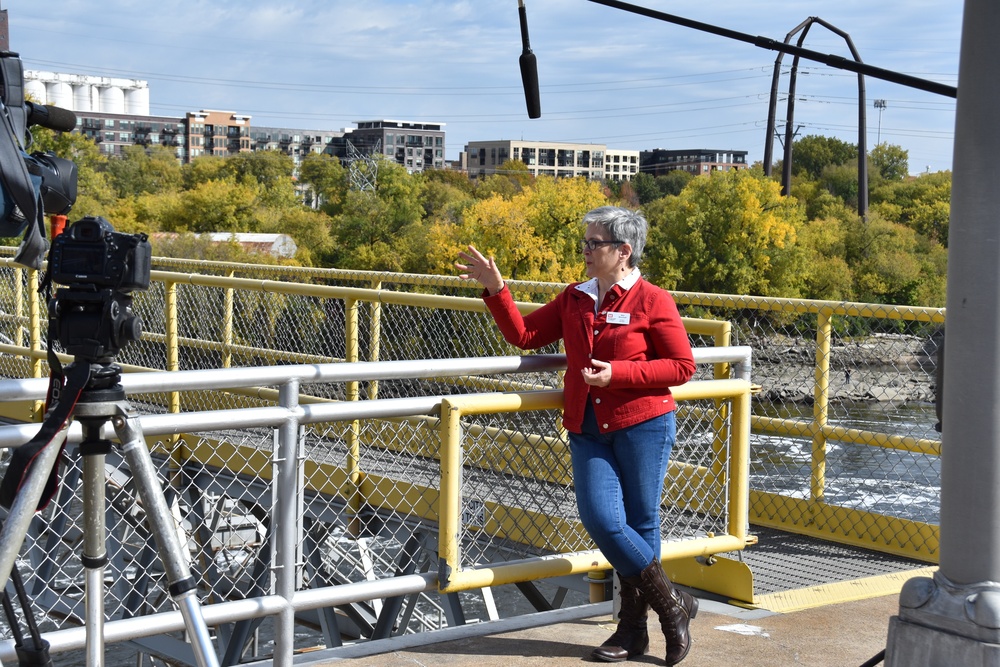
{"left": 604, "top": 149, "right": 641, "bottom": 181}
{"left": 465, "top": 140, "right": 607, "bottom": 180}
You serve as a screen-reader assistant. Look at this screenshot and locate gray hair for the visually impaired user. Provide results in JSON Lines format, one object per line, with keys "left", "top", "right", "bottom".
{"left": 582, "top": 206, "right": 648, "bottom": 268}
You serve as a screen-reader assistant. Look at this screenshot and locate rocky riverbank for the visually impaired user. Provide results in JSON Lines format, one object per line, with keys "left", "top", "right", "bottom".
{"left": 746, "top": 332, "right": 942, "bottom": 405}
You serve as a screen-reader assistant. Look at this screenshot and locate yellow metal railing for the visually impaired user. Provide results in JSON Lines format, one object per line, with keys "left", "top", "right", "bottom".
{"left": 434, "top": 381, "right": 752, "bottom": 595}
{"left": 0, "top": 258, "right": 945, "bottom": 564}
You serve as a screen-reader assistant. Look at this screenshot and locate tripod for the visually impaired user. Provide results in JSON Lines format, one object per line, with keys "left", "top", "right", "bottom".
{"left": 0, "top": 362, "right": 219, "bottom": 667}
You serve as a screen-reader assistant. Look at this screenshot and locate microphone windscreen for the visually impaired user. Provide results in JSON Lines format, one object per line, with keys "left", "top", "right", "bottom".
{"left": 520, "top": 51, "right": 541, "bottom": 119}
{"left": 43, "top": 105, "right": 77, "bottom": 132}
{"left": 26, "top": 103, "right": 78, "bottom": 132}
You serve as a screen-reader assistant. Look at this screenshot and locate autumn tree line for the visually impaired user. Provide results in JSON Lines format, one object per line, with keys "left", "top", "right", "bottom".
{"left": 21, "top": 129, "right": 949, "bottom": 307}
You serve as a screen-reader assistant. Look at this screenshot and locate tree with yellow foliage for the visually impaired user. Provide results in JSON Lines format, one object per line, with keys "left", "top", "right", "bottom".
{"left": 643, "top": 168, "right": 808, "bottom": 297}
{"left": 424, "top": 176, "right": 608, "bottom": 287}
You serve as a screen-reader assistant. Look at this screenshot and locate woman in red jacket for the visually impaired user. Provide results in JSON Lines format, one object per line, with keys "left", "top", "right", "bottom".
{"left": 457, "top": 206, "right": 698, "bottom": 665}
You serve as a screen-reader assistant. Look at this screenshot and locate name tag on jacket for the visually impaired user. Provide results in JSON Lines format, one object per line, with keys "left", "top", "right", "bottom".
{"left": 606, "top": 312, "right": 631, "bottom": 325}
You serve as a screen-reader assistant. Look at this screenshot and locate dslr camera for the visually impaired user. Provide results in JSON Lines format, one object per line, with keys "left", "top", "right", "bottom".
{"left": 48, "top": 216, "right": 151, "bottom": 362}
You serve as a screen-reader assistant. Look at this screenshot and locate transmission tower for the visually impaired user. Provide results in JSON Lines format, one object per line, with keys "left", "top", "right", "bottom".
{"left": 345, "top": 139, "right": 380, "bottom": 192}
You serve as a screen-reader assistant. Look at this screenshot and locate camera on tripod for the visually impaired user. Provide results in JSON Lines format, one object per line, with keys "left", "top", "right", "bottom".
{"left": 48, "top": 216, "right": 151, "bottom": 362}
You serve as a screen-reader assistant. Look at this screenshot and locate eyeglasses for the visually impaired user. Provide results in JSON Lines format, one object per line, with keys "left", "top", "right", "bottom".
{"left": 580, "top": 239, "right": 623, "bottom": 252}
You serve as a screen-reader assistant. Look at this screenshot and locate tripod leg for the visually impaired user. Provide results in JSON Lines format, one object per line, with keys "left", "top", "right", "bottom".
{"left": 0, "top": 426, "right": 69, "bottom": 592}
{"left": 112, "top": 413, "right": 220, "bottom": 667}
{"left": 81, "top": 433, "right": 111, "bottom": 667}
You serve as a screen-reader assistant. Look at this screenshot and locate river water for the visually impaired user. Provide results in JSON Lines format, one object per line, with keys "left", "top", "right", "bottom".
{"left": 750, "top": 400, "right": 941, "bottom": 525}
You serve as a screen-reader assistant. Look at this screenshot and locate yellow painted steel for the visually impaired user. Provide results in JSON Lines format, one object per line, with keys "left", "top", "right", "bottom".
{"left": 812, "top": 309, "right": 832, "bottom": 509}
{"left": 749, "top": 566, "right": 938, "bottom": 613}
{"left": 27, "top": 268, "right": 44, "bottom": 420}
{"left": 368, "top": 280, "right": 382, "bottom": 400}
{"left": 222, "top": 272, "right": 235, "bottom": 368}
{"left": 751, "top": 491, "right": 940, "bottom": 560}
{"left": 438, "top": 398, "right": 464, "bottom": 586}
{"left": 665, "top": 555, "right": 755, "bottom": 604}
{"left": 436, "top": 383, "right": 753, "bottom": 595}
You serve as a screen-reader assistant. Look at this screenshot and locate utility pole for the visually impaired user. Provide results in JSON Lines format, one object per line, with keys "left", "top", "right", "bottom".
{"left": 874, "top": 99, "right": 887, "bottom": 145}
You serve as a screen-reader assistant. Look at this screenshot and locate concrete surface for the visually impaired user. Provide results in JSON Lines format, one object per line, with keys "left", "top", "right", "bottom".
{"left": 297, "top": 593, "right": 898, "bottom": 667}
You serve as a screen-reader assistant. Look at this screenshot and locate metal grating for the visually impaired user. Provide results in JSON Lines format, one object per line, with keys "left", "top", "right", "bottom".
{"left": 736, "top": 525, "right": 929, "bottom": 597}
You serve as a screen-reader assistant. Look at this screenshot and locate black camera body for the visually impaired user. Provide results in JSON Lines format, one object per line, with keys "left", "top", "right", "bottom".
{"left": 49, "top": 216, "right": 151, "bottom": 291}
{"left": 48, "top": 216, "right": 151, "bottom": 361}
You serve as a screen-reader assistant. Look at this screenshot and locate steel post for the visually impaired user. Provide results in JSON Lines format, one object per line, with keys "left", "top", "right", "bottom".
{"left": 885, "top": 0, "right": 1000, "bottom": 663}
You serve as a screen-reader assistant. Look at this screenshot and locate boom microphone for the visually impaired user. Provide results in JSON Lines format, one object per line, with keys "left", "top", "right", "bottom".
{"left": 518, "top": 0, "right": 541, "bottom": 119}
{"left": 25, "top": 102, "right": 77, "bottom": 132}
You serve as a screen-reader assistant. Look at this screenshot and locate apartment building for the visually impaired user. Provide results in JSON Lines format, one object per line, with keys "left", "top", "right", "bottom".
{"left": 640, "top": 148, "right": 749, "bottom": 176}
{"left": 249, "top": 126, "right": 347, "bottom": 167}
{"left": 25, "top": 71, "right": 447, "bottom": 172}
{"left": 605, "top": 149, "right": 640, "bottom": 181}
{"left": 349, "top": 119, "right": 446, "bottom": 173}
{"left": 465, "top": 140, "right": 608, "bottom": 180}
{"left": 186, "top": 110, "right": 252, "bottom": 160}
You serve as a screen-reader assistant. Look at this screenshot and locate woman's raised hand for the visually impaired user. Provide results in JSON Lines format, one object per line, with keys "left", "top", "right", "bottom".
{"left": 456, "top": 245, "right": 504, "bottom": 295}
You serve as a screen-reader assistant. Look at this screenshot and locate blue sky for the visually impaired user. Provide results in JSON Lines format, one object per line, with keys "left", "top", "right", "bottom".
{"left": 5, "top": 1, "right": 962, "bottom": 174}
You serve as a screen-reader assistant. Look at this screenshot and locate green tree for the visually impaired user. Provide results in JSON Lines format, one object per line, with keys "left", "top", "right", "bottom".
{"left": 791, "top": 135, "right": 858, "bottom": 180}
{"left": 418, "top": 177, "right": 475, "bottom": 225}
{"left": 298, "top": 154, "right": 348, "bottom": 216}
{"left": 643, "top": 169, "right": 808, "bottom": 297}
{"left": 819, "top": 161, "right": 861, "bottom": 211}
{"left": 158, "top": 179, "right": 262, "bottom": 233}
{"left": 496, "top": 159, "right": 533, "bottom": 188}
{"left": 258, "top": 207, "right": 332, "bottom": 265}
{"left": 870, "top": 143, "right": 909, "bottom": 181}
{"left": 631, "top": 172, "right": 661, "bottom": 205}
{"left": 182, "top": 156, "right": 229, "bottom": 189}
{"left": 655, "top": 170, "right": 694, "bottom": 197}
{"left": 870, "top": 170, "right": 951, "bottom": 245}
{"left": 797, "top": 213, "right": 855, "bottom": 301}
{"left": 522, "top": 176, "right": 608, "bottom": 283}
{"left": 842, "top": 212, "right": 946, "bottom": 306}
{"left": 106, "top": 144, "right": 183, "bottom": 198}
{"left": 328, "top": 157, "right": 425, "bottom": 270}
{"left": 223, "top": 150, "right": 298, "bottom": 208}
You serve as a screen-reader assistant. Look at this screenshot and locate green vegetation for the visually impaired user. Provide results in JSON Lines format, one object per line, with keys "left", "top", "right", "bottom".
{"left": 18, "top": 128, "right": 949, "bottom": 307}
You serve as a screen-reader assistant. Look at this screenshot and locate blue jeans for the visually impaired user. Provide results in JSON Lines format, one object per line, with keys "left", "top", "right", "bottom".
{"left": 569, "top": 400, "right": 676, "bottom": 578}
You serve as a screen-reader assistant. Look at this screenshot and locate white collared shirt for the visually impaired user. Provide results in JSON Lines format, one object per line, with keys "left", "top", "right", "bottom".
{"left": 574, "top": 268, "right": 641, "bottom": 315}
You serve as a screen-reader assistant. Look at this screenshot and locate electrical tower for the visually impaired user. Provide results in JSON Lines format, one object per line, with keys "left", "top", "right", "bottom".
{"left": 345, "top": 139, "right": 380, "bottom": 192}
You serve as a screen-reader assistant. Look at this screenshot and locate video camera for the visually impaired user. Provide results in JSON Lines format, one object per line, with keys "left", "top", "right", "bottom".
{"left": 0, "top": 49, "right": 79, "bottom": 269}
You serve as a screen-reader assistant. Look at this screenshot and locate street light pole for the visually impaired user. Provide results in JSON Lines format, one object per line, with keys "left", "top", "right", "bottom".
{"left": 874, "top": 99, "right": 887, "bottom": 145}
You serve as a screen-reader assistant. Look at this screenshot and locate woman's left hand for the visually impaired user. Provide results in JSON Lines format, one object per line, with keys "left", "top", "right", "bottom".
{"left": 582, "top": 359, "right": 612, "bottom": 387}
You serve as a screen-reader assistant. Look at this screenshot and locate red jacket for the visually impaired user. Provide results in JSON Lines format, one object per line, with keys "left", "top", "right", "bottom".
{"left": 484, "top": 277, "right": 695, "bottom": 434}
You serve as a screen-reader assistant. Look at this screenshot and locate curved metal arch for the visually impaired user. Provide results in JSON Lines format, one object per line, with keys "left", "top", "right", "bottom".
{"left": 763, "top": 17, "right": 869, "bottom": 218}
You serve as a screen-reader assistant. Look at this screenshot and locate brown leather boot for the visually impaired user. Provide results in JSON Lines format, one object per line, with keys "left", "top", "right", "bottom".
{"left": 637, "top": 560, "right": 698, "bottom": 666}
{"left": 591, "top": 573, "right": 649, "bottom": 662}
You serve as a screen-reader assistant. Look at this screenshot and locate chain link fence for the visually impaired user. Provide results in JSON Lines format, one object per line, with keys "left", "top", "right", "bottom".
{"left": 0, "top": 254, "right": 939, "bottom": 663}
